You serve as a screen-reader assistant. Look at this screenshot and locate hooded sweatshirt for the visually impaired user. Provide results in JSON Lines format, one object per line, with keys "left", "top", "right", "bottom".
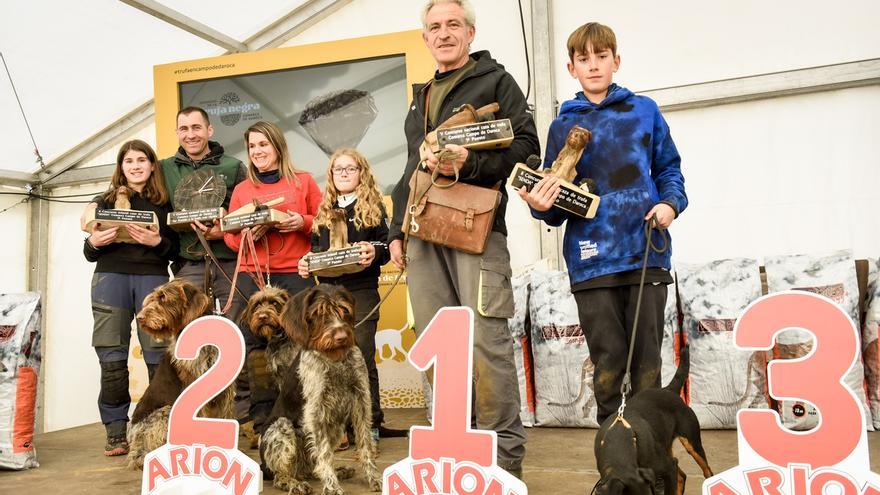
{"left": 532, "top": 84, "right": 687, "bottom": 285}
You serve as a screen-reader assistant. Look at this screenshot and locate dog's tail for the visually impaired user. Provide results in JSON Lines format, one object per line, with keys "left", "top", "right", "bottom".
{"left": 664, "top": 344, "right": 690, "bottom": 394}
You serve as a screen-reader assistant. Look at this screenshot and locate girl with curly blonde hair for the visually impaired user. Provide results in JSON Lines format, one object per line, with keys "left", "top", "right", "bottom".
{"left": 300, "top": 147, "right": 394, "bottom": 443}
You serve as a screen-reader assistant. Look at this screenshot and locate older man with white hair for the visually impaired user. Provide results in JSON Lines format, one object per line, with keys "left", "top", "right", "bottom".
{"left": 389, "top": 0, "right": 539, "bottom": 477}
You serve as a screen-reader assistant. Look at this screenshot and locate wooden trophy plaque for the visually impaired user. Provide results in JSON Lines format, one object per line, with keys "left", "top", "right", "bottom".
{"left": 308, "top": 247, "right": 364, "bottom": 277}
{"left": 308, "top": 208, "right": 365, "bottom": 277}
{"left": 83, "top": 209, "right": 159, "bottom": 244}
{"left": 422, "top": 102, "right": 513, "bottom": 160}
{"left": 508, "top": 125, "right": 601, "bottom": 219}
{"left": 220, "top": 197, "right": 289, "bottom": 232}
{"left": 167, "top": 168, "right": 227, "bottom": 230}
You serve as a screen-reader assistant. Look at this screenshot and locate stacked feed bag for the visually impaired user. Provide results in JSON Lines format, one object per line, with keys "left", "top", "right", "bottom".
{"left": 529, "top": 269, "right": 598, "bottom": 427}
{"left": 0, "top": 292, "right": 41, "bottom": 470}
{"left": 508, "top": 273, "right": 536, "bottom": 427}
{"left": 765, "top": 250, "right": 872, "bottom": 431}
{"left": 677, "top": 259, "right": 769, "bottom": 429}
{"left": 660, "top": 274, "right": 682, "bottom": 388}
{"left": 864, "top": 259, "right": 880, "bottom": 429}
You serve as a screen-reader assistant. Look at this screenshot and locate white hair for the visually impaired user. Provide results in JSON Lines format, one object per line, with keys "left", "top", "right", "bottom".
{"left": 421, "top": 0, "right": 476, "bottom": 27}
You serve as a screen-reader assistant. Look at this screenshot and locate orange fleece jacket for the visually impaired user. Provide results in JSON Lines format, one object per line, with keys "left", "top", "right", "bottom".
{"left": 223, "top": 172, "right": 321, "bottom": 273}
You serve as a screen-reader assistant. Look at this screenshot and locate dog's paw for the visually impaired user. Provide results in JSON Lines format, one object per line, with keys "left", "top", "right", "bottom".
{"left": 288, "top": 480, "right": 313, "bottom": 495}
{"left": 335, "top": 466, "right": 356, "bottom": 480}
{"left": 368, "top": 478, "right": 382, "bottom": 492}
{"left": 321, "top": 486, "right": 345, "bottom": 495}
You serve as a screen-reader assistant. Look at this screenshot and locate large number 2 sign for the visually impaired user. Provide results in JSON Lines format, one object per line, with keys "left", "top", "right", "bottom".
{"left": 704, "top": 291, "right": 880, "bottom": 495}
{"left": 142, "top": 316, "right": 260, "bottom": 495}
{"left": 167, "top": 316, "right": 245, "bottom": 449}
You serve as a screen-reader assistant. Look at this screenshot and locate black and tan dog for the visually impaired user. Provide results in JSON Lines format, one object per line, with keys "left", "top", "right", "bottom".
{"left": 594, "top": 346, "right": 713, "bottom": 495}
{"left": 127, "top": 279, "right": 235, "bottom": 469}
{"left": 260, "top": 284, "right": 381, "bottom": 494}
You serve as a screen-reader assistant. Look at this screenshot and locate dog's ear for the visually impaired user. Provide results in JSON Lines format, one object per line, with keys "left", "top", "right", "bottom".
{"left": 597, "top": 479, "right": 625, "bottom": 495}
{"left": 240, "top": 295, "right": 255, "bottom": 328}
{"left": 282, "top": 287, "right": 317, "bottom": 346}
{"left": 181, "top": 281, "right": 212, "bottom": 325}
{"left": 635, "top": 468, "right": 656, "bottom": 495}
{"left": 334, "top": 286, "right": 356, "bottom": 321}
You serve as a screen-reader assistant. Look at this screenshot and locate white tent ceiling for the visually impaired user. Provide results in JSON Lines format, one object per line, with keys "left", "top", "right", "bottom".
{"left": 0, "top": 0, "right": 309, "bottom": 176}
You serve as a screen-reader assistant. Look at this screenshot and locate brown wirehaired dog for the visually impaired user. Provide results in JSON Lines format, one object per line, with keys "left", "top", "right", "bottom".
{"left": 127, "top": 279, "right": 235, "bottom": 469}
{"left": 243, "top": 285, "right": 293, "bottom": 383}
{"left": 260, "top": 284, "right": 381, "bottom": 494}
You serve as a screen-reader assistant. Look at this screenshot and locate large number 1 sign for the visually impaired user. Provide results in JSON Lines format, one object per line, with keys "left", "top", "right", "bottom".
{"left": 383, "top": 307, "right": 527, "bottom": 495}
{"left": 704, "top": 291, "right": 880, "bottom": 495}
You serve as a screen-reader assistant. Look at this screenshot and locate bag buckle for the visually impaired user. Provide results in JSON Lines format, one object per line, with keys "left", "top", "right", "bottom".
{"left": 465, "top": 209, "right": 474, "bottom": 231}
{"left": 408, "top": 204, "right": 420, "bottom": 233}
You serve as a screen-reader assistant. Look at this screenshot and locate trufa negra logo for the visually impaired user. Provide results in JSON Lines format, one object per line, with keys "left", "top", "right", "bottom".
{"left": 205, "top": 92, "right": 262, "bottom": 127}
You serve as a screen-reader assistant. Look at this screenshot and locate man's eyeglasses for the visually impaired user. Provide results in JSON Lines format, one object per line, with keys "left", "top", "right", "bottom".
{"left": 331, "top": 166, "right": 360, "bottom": 175}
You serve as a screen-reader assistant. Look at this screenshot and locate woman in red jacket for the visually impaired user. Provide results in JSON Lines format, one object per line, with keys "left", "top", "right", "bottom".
{"left": 224, "top": 120, "right": 321, "bottom": 431}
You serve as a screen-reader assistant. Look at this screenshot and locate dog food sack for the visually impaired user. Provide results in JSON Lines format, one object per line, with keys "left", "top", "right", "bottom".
{"left": 677, "top": 259, "right": 769, "bottom": 429}
{"left": 529, "top": 269, "right": 598, "bottom": 427}
{"left": 765, "top": 249, "right": 872, "bottom": 431}
{"left": 861, "top": 259, "right": 880, "bottom": 429}
{"left": 661, "top": 275, "right": 682, "bottom": 388}
{"left": 508, "top": 273, "right": 536, "bottom": 427}
{"left": 0, "top": 292, "right": 41, "bottom": 470}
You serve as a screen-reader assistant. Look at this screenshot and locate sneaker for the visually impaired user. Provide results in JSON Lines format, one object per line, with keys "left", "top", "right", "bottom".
{"left": 104, "top": 436, "right": 129, "bottom": 457}
{"left": 371, "top": 428, "right": 380, "bottom": 443}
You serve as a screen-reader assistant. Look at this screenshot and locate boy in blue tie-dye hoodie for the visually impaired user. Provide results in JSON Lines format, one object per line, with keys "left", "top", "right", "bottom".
{"left": 518, "top": 22, "right": 687, "bottom": 424}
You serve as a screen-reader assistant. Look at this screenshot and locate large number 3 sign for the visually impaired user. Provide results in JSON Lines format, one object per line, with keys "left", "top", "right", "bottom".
{"left": 705, "top": 291, "right": 880, "bottom": 495}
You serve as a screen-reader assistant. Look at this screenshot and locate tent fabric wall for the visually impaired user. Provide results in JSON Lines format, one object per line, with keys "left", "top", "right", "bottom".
{"left": 4, "top": 0, "right": 877, "bottom": 431}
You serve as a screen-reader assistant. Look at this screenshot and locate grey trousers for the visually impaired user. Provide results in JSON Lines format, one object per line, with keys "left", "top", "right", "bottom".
{"left": 407, "top": 232, "right": 526, "bottom": 469}
{"left": 175, "top": 259, "right": 245, "bottom": 323}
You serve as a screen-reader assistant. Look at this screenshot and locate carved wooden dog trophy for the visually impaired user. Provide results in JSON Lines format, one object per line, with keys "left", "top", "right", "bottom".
{"left": 82, "top": 186, "right": 160, "bottom": 244}
{"left": 307, "top": 209, "right": 365, "bottom": 277}
{"left": 509, "top": 125, "right": 601, "bottom": 219}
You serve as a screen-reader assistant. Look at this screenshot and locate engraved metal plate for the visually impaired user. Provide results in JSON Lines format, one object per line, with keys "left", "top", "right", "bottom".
{"left": 95, "top": 209, "right": 156, "bottom": 224}
{"left": 167, "top": 207, "right": 225, "bottom": 230}
{"left": 436, "top": 119, "right": 514, "bottom": 150}
{"left": 220, "top": 209, "right": 289, "bottom": 232}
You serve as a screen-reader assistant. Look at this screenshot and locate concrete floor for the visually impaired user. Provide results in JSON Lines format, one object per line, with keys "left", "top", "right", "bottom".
{"left": 2, "top": 408, "right": 879, "bottom": 494}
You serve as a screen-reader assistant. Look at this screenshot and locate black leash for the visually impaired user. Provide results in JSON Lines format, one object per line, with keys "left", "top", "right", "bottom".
{"left": 615, "top": 214, "right": 669, "bottom": 419}
{"left": 353, "top": 268, "right": 405, "bottom": 328}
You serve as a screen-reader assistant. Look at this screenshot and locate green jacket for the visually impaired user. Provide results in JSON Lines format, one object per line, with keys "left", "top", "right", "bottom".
{"left": 161, "top": 141, "right": 246, "bottom": 261}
